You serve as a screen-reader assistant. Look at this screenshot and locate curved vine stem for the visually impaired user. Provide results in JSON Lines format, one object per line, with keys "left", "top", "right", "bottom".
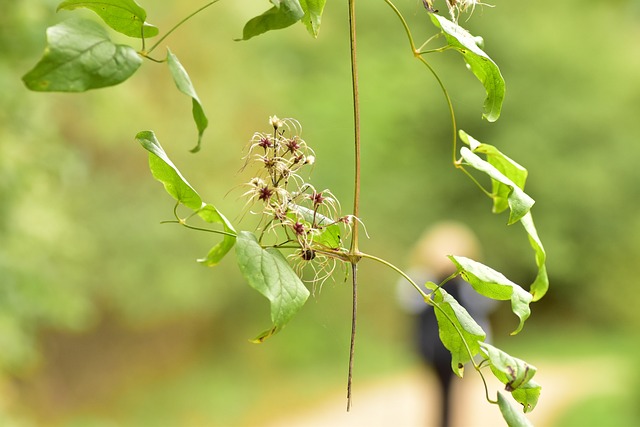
{"left": 147, "top": 0, "right": 221, "bottom": 55}
{"left": 383, "top": 0, "right": 458, "bottom": 164}
{"left": 160, "top": 220, "right": 237, "bottom": 237}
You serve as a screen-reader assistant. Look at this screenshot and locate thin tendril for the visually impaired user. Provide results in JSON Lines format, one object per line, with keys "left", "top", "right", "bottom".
{"left": 147, "top": 1, "right": 221, "bottom": 55}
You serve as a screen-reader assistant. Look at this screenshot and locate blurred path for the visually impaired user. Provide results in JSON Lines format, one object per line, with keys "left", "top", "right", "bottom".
{"left": 265, "top": 357, "right": 627, "bottom": 427}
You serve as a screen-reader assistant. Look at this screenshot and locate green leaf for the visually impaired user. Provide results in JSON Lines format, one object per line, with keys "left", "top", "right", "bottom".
{"left": 431, "top": 287, "right": 486, "bottom": 377}
{"left": 521, "top": 213, "right": 549, "bottom": 301}
{"left": 512, "top": 380, "right": 541, "bottom": 413}
{"left": 135, "top": 130, "right": 202, "bottom": 210}
{"left": 429, "top": 14, "right": 505, "bottom": 121}
{"left": 449, "top": 256, "right": 533, "bottom": 335}
{"left": 196, "top": 205, "right": 237, "bottom": 266}
{"left": 235, "top": 231, "right": 310, "bottom": 343}
{"left": 22, "top": 18, "right": 142, "bottom": 92}
{"left": 166, "top": 49, "right": 209, "bottom": 153}
{"left": 497, "top": 392, "right": 534, "bottom": 427}
{"left": 460, "top": 147, "right": 534, "bottom": 225}
{"left": 240, "top": 0, "right": 305, "bottom": 41}
{"left": 288, "top": 205, "right": 341, "bottom": 249}
{"left": 136, "top": 132, "right": 236, "bottom": 263}
{"left": 460, "top": 130, "right": 528, "bottom": 214}
{"left": 57, "top": 0, "right": 159, "bottom": 38}
{"left": 481, "top": 343, "right": 540, "bottom": 413}
{"left": 459, "top": 130, "right": 548, "bottom": 301}
{"left": 299, "top": 0, "right": 327, "bottom": 38}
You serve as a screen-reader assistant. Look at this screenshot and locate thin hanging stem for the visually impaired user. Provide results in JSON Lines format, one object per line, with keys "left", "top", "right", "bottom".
{"left": 346, "top": 0, "right": 361, "bottom": 412}
{"left": 346, "top": 263, "right": 358, "bottom": 411}
{"left": 348, "top": 0, "right": 361, "bottom": 255}
{"left": 147, "top": 1, "right": 221, "bottom": 55}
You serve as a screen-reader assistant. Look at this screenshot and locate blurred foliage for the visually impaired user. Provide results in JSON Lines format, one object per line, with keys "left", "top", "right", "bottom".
{"left": 1, "top": 0, "right": 640, "bottom": 425}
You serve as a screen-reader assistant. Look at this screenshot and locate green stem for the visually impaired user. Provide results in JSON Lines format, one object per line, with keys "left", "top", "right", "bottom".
{"left": 384, "top": 0, "right": 458, "bottom": 164}
{"left": 416, "top": 57, "right": 458, "bottom": 164}
{"left": 346, "top": 263, "right": 358, "bottom": 411}
{"left": 160, "top": 220, "right": 237, "bottom": 238}
{"left": 147, "top": 0, "right": 221, "bottom": 55}
{"left": 358, "top": 252, "right": 429, "bottom": 300}
{"left": 359, "top": 251, "right": 479, "bottom": 369}
{"left": 348, "top": 0, "right": 361, "bottom": 255}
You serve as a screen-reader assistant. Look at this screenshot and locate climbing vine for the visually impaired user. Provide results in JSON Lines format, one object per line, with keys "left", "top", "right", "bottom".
{"left": 23, "top": 0, "right": 549, "bottom": 425}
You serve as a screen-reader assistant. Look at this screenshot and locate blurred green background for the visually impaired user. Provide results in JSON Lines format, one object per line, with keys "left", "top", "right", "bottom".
{"left": 2, "top": 0, "right": 640, "bottom": 426}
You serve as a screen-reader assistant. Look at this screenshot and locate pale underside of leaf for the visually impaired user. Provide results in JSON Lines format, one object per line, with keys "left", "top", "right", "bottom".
{"left": 57, "top": 0, "right": 158, "bottom": 38}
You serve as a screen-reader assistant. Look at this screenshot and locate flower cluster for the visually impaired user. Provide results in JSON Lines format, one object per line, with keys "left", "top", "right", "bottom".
{"left": 242, "top": 116, "right": 353, "bottom": 284}
{"left": 446, "top": 0, "right": 493, "bottom": 21}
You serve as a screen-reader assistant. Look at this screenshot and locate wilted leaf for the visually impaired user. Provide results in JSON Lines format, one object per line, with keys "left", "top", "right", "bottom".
{"left": 166, "top": 49, "right": 209, "bottom": 153}
{"left": 449, "top": 256, "right": 532, "bottom": 334}
{"left": 429, "top": 13, "right": 505, "bottom": 121}
{"left": 460, "top": 147, "right": 534, "bottom": 225}
{"left": 460, "top": 130, "right": 528, "bottom": 214}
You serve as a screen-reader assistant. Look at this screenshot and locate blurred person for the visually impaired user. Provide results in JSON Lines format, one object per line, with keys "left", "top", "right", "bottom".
{"left": 397, "top": 221, "right": 497, "bottom": 427}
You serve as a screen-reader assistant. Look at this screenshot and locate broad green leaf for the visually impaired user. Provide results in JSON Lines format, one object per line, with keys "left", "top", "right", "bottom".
{"left": 497, "top": 392, "right": 534, "bottom": 427}
{"left": 431, "top": 287, "right": 486, "bottom": 377}
{"left": 196, "top": 204, "right": 237, "bottom": 266}
{"left": 135, "top": 130, "right": 202, "bottom": 210}
{"left": 299, "top": 0, "right": 327, "bottom": 38}
{"left": 288, "top": 205, "right": 341, "bottom": 249}
{"left": 240, "top": 0, "right": 305, "bottom": 41}
{"left": 481, "top": 343, "right": 540, "bottom": 413}
{"left": 429, "top": 14, "right": 505, "bottom": 122}
{"left": 521, "top": 213, "right": 549, "bottom": 301}
{"left": 236, "top": 232, "right": 309, "bottom": 342}
{"left": 166, "top": 49, "right": 209, "bottom": 153}
{"left": 449, "top": 256, "right": 532, "bottom": 335}
{"left": 460, "top": 130, "right": 528, "bottom": 214}
{"left": 460, "top": 147, "right": 534, "bottom": 225}
{"left": 57, "top": 0, "right": 158, "bottom": 38}
{"left": 22, "top": 18, "right": 142, "bottom": 92}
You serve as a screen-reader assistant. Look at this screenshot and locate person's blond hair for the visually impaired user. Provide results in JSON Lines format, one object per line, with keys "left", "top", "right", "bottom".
{"left": 409, "top": 221, "right": 481, "bottom": 279}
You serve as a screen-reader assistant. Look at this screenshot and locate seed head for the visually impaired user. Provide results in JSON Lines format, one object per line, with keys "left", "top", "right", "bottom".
{"left": 310, "top": 191, "right": 325, "bottom": 206}
{"left": 293, "top": 222, "right": 306, "bottom": 236}
{"left": 258, "top": 136, "right": 273, "bottom": 149}
{"left": 258, "top": 186, "right": 274, "bottom": 202}
{"left": 269, "top": 115, "right": 284, "bottom": 130}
